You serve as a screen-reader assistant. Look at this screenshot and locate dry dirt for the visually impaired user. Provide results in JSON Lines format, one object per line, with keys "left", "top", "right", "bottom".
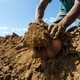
{"left": 0, "top": 23, "right": 80, "bottom": 80}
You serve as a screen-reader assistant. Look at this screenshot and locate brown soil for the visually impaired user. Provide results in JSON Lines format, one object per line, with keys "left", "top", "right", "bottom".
{"left": 0, "top": 23, "right": 80, "bottom": 80}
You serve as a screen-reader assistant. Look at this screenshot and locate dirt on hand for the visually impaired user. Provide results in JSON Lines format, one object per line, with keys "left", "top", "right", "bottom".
{"left": 0, "top": 22, "right": 80, "bottom": 80}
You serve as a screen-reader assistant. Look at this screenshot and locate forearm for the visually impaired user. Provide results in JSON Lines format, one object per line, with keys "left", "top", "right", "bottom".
{"left": 60, "top": 0, "right": 80, "bottom": 27}
{"left": 35, "top": 0, "right": 49, "bottom": 20}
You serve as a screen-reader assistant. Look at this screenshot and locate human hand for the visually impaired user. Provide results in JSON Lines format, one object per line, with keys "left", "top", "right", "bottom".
{"left": 48, "top": 22, "right": 66, "bottom": 39}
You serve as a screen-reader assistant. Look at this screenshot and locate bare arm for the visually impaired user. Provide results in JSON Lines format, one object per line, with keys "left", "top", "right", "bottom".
{"left": 59, "top": 0, "right": 80, "bottom": 27}
{"left": 49, "top": 0, "right": 80, "bottom": 39}
{"left": 35, "top": 0, "right": 50, "bottom": 21}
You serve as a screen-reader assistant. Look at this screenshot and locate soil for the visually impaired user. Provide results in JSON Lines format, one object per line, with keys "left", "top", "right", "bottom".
{"left": 0, "top": 23, "right": 80, "bottom": 80}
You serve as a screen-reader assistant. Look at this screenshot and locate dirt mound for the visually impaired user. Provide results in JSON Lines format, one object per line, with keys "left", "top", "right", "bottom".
{"left": 0, "top": 33, "right": 22, "bottom": 46}
{"left": 0, "top": 23, "right": 80, "bottom": 80}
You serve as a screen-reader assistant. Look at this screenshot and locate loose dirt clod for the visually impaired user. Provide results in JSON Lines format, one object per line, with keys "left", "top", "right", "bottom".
{"left": 24, "top": 22, "right": 51, "bottom": 48}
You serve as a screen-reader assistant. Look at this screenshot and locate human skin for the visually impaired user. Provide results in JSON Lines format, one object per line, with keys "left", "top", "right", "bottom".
{"left": 35, "top": 0, "right": 80, "bottom": 27}
{"left": 49, "top": 0, "right": 80, "bottom": 41}
{"left": 35, "top": 0, "right": 49, "bottom": 22}
{"left": 35, "top": 0, "right": 80, "bottom": 58}
{"left": 58, "top": 0, "right": 80, "bottom": 28}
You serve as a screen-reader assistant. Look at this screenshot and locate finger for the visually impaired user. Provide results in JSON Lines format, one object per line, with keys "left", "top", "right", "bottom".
{"left": 54, "top": 26, "right": 62, "bottom": 39}
{"left": 48, "top": 24, "right": 54, "bottom": 33}
{"left": 55, "top": 26, "right": 64, "bottom": 39}
{"left": 50, "top": 25, "right": 58, "bottom": 37}
{"left": 50, "top": 25, "right": 57, "bottom": 35}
